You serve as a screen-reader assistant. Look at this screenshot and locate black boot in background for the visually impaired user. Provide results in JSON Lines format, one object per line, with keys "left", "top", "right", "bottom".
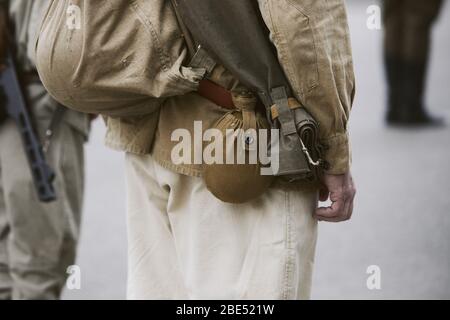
{"left": 386, "top": 58, "right": 444, "bottom": 127}
{"left": 385, "top": 55, "right": 405, "bottom": 124}
{"left": 384, "top": 0, "right": 445, "bottom": 127}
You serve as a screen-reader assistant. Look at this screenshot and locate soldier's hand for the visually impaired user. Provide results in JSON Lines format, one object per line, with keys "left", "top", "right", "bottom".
{"left": 315, "top": 171, "right": 356, "bottom": 223}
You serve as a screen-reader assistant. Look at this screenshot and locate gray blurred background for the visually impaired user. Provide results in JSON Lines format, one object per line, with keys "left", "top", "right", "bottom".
{"left": 64, "top": 0, "right": 450, "bottom": 300}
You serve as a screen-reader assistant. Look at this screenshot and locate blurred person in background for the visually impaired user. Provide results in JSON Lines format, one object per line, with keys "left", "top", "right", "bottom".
{"left": 384, "top": 0, "right": 445, "bottom": 126}
{"left": 0, "top": 0, "right": 90, "bottom": 299}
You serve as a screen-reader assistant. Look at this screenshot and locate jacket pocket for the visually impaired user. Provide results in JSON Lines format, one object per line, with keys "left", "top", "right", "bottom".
{"left": 260, "top": 0, "right": 319, "bottom": 99}
{"left": 130, "top": 0, "right": 205, "bottom": 95}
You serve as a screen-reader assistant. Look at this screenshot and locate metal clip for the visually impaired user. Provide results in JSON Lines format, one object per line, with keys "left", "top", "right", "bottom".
{"left": 299, "top": 138, "right": 321, "bottom": 167}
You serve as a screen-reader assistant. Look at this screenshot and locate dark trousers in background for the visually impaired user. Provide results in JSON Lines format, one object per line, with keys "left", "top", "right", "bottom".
{"left": 0, "top": 83, "right": 86, "bottom": 300}
{"left": 383, "top": 0, "right": 444, "bottom": 124}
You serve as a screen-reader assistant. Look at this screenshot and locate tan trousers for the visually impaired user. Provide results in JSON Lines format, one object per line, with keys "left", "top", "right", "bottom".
{"left": 125, "top": 153, "right": 318, "bottom": 300}
{"left": 0, "top": 84, "right": 86, "bottom": 300}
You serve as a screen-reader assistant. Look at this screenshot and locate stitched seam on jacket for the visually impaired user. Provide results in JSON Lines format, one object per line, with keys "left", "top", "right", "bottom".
{"left": 129, "top": 1, "right": 171, "bottom": 71}
{"left": 104, "top": 136, "right": 150, "bottom": 155}
{"left": 267, "top": 0, "right": 319, "bottom": 98}
{"left": 152, "top": 149, "right": 203, "bottom": 178}
{"left": 285, "top": 0, "right": 319, "bottom": 93}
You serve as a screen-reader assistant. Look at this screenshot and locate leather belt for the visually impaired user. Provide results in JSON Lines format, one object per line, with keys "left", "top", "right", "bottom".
{"left": 198, "top": 79, "right": 235, "bottom": 110}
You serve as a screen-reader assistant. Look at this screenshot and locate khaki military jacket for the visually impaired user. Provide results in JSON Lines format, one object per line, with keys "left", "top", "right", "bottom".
{"left": 104, "top": 0, "right": 355, "bottom": 176}
{"left": 35, "top": 0, "right": 355, "bottom": 175}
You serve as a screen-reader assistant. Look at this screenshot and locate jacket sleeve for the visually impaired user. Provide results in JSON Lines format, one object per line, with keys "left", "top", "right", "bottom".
{"left": 257, "top": 0, "right": 355, "bottom": 174}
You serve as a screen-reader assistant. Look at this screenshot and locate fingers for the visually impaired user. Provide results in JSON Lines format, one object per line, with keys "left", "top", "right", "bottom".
{"left": 318, "top": 187, "right": 329, "bottom": 202}
{"left": 315, "top": 195, "right": 346, "bottom": 222}
{"left": 314, "top": 173, "right": 356, "bottom": 223}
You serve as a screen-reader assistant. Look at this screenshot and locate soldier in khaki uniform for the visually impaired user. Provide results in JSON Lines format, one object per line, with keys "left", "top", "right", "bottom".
{"left": 36, "top": 0, "right": 356, "bottom": 299}
{"left": 0, "top": 0, "right": 89, "bottom": 299}
{"left": 384, "top": 0, "right": 445, "bottom": 125}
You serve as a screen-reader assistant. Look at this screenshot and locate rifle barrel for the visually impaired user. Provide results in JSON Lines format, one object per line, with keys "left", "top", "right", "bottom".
{"left": 0, "top": 53, "right": 56, "bottom": 202}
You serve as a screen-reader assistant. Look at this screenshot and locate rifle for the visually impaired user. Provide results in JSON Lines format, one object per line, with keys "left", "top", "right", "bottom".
{"left": 0, "top": 52, "right": 57, "bottom": 202}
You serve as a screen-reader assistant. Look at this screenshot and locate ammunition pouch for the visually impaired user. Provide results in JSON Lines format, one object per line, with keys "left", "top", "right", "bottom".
{"left": 270, "top": 93, "right": 327, "bottom": 183}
